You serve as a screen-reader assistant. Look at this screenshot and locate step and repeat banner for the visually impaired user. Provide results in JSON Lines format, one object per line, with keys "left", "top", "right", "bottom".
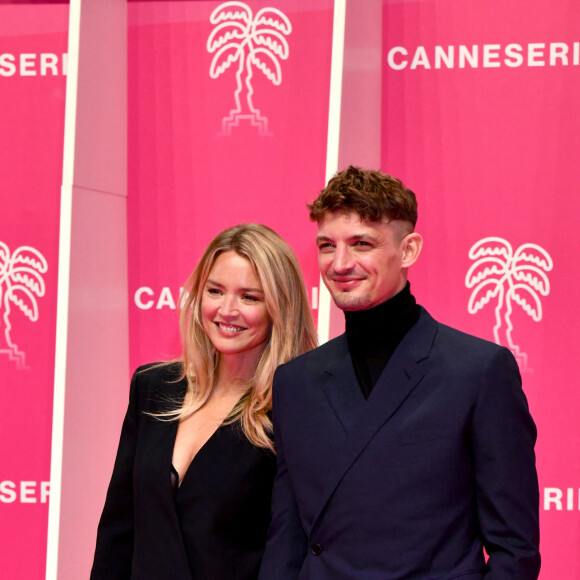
{"left": 2, "top": 0, "right": 579, "bottom": 577}
{"left": 380, "top": 0, "right": 580, "bottom": 577}
{"left": 0, "top": 3, "right": 68, "bottom": 579}
{"left": 127, "top": 0, "right": 334, "bottom": 371}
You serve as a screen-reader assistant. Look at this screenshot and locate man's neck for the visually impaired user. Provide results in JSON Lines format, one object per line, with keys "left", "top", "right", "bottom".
{"left": 344, "top": 283, "right": 420, "bottom": 398}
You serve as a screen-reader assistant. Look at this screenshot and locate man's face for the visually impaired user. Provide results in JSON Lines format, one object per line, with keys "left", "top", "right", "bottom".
{"left": 316, "top": 211, "right": 415, "bottom": 311}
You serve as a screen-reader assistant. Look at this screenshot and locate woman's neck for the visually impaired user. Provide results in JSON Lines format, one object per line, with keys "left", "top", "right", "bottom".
{"left": 213, "top": 347, "right": 264, "bottom": 395}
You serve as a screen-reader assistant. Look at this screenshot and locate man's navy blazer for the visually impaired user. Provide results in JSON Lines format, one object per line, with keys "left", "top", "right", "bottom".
{"left": 259, "top": 308, "right": 540, "bottom": 579}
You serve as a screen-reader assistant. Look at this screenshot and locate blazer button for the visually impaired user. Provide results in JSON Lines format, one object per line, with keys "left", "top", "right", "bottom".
{"left": 311, "top": 543, "right": 323, "bottom": 556}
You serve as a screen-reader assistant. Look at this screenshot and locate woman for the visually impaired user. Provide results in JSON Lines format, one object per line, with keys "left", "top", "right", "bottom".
{"left": 91, "top": 224, "right": 317, "bottom": 580}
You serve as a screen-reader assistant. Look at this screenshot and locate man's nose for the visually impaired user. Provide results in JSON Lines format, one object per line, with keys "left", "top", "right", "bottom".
{"left": 332, "top": 245, "right": 354, "bottom": 273}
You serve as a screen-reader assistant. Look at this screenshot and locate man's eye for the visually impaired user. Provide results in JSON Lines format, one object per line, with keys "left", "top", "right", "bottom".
{"left": 354, "top": 241, "right": 371, "bottom": 248}
{"left": 318, "top": 243, "right": 334, "bottom": 252}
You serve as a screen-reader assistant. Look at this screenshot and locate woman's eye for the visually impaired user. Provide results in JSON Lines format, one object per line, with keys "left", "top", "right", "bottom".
{"left": 207, "top": 288, "right": 222, "bottom": 296}
{"left": 242, "top": 294, "right": 259, "bottom": 302}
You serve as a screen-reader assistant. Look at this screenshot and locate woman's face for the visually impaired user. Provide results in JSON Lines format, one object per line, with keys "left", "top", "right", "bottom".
{"left": 201, "top": 251, "right": 271, "bottom": 360}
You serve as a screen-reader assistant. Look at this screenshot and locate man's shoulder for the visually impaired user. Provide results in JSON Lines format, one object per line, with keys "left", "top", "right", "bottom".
{"left": 430, "top": 316, "right": 503, "bottom": 351}
{"left": 277, "top": 334, "right": 347, "bottom": 376}
{"left": 420, "top": 307, "right": 516, "bottom": 365}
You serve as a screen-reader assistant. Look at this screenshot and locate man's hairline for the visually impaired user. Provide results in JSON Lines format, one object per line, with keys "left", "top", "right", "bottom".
{"left": 314, "top": 209, "right": 416, "bottom": 236}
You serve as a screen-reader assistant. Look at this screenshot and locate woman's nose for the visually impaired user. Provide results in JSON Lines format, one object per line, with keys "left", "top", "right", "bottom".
{"left": 218, "top": 294, "right": 239, "bottom": 317}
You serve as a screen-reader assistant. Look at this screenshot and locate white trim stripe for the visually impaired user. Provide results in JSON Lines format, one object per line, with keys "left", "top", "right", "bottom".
{"left": 46, "top": 1, "right": 81, "bottom": 578}
{"left": 318, "top": 0, "right": 346, "bottom": 344}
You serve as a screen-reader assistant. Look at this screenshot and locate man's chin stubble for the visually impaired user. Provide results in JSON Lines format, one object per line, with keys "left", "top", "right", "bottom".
{"left": 332, "top": 293, "right": 371, "bottom": 312}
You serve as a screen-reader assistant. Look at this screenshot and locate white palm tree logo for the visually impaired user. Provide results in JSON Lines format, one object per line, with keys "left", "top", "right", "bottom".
{"left": 465, "top": 237, "right": 552, "bottom": 369}
{"left": 0, "top": 242, "right": 48, "bottom": 368}
{"left": 207, "top": 1, "right": 292, "bottom": 136}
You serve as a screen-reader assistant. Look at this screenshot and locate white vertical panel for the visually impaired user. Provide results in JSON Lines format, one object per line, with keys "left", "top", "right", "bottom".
{"left": 46, "top": 0, "right": 81, "bottom": 575}
{"left": 318, "top": 0, "right": 383, "bottom": 343}
{"left": 46, "top": 1, "right": 128, "bottom": 579}
{"left": 319, "top": 0, "right": 347, "bottom": 344}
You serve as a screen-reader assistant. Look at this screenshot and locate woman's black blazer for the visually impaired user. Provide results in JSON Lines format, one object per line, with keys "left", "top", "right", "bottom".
{"left": 90, "top": 363, "right": 276, "bottom": 580}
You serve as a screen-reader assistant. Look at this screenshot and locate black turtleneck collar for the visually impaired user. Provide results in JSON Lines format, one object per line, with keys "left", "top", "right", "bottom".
{"left": 345, "top": 282, "right": 420, "bottom": 399}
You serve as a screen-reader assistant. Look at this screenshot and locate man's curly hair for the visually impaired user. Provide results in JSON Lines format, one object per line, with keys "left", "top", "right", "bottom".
{"left": 308, "top": 166, "right": 417, "bottom": 226}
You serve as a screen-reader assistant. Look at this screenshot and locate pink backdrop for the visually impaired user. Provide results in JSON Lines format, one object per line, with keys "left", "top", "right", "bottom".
{"left": 127, "top": 0, "right": 334, "bottom": 370}
{"left": 381, "top": 0, "right": 580, "bottom": 577}
{"left": 2, "top": 0, "right": 579, "bottom": 577}
{"left": 0, "top": 4, "right": 68, "bottom": 579}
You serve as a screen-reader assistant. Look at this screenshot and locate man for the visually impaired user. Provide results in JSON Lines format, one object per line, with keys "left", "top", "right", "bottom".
{"left": 259, "top": 166, "right": 540, "bottom": 579}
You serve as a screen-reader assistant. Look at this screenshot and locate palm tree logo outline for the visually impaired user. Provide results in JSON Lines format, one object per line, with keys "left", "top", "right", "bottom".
{"left": 0, "top": 242, "right": 48, "bottom": 369}
{"left": 207, "top": 1, "right": 292, "bottom": 136}
{"left": 465, "top": 237, "right": 552, "bottom": 370}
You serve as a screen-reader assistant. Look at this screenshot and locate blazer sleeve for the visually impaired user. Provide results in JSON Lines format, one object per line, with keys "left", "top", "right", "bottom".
{"left": 472, "top": 347, "right": 541, "bottom": 579}
{"left": 258, "top": 368, "right": 307, "bottom": 580}
{"left": 90, "top": 369, "right": 141, "bottom": 579}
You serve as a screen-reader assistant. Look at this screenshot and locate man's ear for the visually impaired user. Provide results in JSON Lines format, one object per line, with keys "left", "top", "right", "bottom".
{"left": 401, "top": 232, "right": 423, "bottom": 268}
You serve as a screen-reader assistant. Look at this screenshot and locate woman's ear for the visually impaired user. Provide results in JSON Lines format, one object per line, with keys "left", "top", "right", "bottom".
{"left": 401, "top": 232, "right": 423, "bottom": 268}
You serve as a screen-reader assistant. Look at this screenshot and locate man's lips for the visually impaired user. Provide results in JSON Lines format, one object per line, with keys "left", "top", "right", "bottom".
{"left": 329, "top": 277, "right": 365, "bottom": 289}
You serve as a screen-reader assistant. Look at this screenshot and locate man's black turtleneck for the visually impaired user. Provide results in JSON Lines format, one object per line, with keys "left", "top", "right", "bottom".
{"left": 345, "top": 282, "right": 420, "bottom": 399}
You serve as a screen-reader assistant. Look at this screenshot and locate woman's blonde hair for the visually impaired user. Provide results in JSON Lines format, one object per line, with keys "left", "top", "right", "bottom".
{"left": 164, "top": 224, "right": 317, "bottom": 451}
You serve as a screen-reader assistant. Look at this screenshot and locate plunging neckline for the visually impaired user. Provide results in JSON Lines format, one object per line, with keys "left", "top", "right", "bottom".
{"left": 171, "top": 420, "right": 228, "bottom": 490}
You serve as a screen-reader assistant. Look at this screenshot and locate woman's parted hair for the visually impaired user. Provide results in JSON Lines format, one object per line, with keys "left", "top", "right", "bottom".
{"left": 170, "top": 223, "right": 317, "bottom": 451}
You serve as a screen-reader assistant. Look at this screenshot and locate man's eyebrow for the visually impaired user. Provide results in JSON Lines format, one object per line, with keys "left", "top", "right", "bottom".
{"left": 316, "top": 234, "right": 332, "bottom": 243}
{"left": 316, "top": 233, "right": 377, "bottom": 243}
{"left": 349, "top": 234, "right": 377, "bottom": 241}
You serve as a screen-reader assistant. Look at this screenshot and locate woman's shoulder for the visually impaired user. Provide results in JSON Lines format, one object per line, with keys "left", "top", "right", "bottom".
{"left": 131, "top": 361, "right": 187, "bottom": 406}
{"left": 134, "top": 361, "right": 184, "bottom": 383}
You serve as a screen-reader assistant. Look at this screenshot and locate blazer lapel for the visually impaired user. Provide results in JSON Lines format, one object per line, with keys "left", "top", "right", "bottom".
{"left": 364, "top": 309, "right": 436, "bottom": 424}
{"left": 310, "top": 308, "right": 439, "bottom": 530}
{"left": 145, "top": 377, "right": 194, "bottom": 568}
{"left": 321, "top": 336, "right": 367, "bottom": 432}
